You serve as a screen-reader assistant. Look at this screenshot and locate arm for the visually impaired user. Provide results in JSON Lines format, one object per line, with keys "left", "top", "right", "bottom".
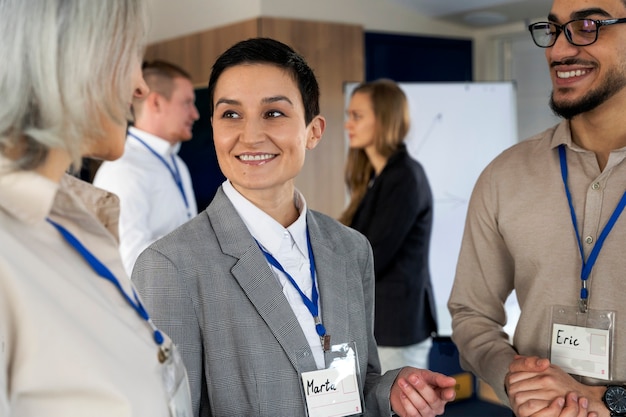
{"left": 506, "top": 356, "right": 607, "bottom": 417}
{"left": 132, "top": 247, "right": 205, "bottom": 417}
{"left": 447, "top": 164, "right": 518, "bottom": 404}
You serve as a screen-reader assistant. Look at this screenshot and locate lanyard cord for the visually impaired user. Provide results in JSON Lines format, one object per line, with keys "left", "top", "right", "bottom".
{"left": 558, "top": 145, "right": 626, "bottom": 311}
{"left": 256, "top": 229, "right": 327, "bottom": 339}
{"left": 128, "top": 132, "right": 191, "bottom": 216}
{"left": 47, "top": 218, "right": 164, "bottom": 346}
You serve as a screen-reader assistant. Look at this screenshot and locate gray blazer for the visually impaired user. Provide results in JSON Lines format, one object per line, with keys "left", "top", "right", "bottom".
{"left": 133, "top": 188, "right": 400, "bottom": 416}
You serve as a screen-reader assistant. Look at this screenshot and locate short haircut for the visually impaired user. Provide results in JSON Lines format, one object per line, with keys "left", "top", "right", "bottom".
{"left": 141, "top": 60, "right": 192, "bottom": 100}
{"left": 0, "top": 0, "right": 148, "bottom": 171}
{"left": 133, "top": 60, "right": 193, "bottom": 118}
{"left": 207, "top": 37, "right": 320, "bottom": 126}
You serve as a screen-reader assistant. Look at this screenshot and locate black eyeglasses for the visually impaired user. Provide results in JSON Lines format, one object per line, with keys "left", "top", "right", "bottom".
{"left": 528, "top": 18, "right": 626, "bottom": 47}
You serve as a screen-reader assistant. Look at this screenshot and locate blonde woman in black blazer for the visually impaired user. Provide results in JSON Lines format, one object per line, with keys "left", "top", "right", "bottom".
{"left": 341, "top": 80, "right": 437, "bottom": 373}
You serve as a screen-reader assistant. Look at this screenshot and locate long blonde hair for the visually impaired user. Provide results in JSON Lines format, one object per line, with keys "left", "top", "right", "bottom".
{"left": 339, "top": 79, "right": 410, "bottom": 225}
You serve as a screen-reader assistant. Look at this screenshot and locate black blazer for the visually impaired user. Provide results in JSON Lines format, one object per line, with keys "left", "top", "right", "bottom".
{"left": 350, "top": 145, "right": 437, "bottom": 346}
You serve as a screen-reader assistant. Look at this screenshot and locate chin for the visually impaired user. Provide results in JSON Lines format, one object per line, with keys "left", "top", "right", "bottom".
{"left": 87, "top": 138, "right": 126, "bottom": 161}
{"left": 105, "top": 147, "right": 125, "bottom": 161}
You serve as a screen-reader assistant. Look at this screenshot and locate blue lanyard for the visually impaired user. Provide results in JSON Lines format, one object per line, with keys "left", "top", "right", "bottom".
{"left": 559, "top": 145, "right": 626, "bottom": 312}
{"left": 128, "top": 132, "right": 191, "bottom": 218}
{"left": 46, "top": 218, "right": 164, "bottom": 347}
{"left": 256, "top": 229, "right": 328, "bottom": 344}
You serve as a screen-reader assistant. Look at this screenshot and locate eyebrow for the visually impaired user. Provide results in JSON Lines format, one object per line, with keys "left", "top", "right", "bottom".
{"left": 214, "top": 98, "right": 238, "bottom": 108}
{"left": 548, "top": 8, "right": 612, "bottom": 22}
{"left": 214, "top": 95, "right": 294, "bottom": 108}
{"left": 262, "top": 95, "right": 294, "bottom": 106}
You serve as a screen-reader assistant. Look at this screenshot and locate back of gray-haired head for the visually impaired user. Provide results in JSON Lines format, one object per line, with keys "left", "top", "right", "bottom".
{"left": 0, "top": 0, "right": 148, "bottom": 171}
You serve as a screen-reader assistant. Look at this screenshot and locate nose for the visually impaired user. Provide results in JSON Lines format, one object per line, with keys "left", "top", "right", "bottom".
{"left": 191, "top": 103, "right": 200, "bottom": 121}
{"left": 240, "top": 117, "right": 264, "bottom": 145}
{"left": 547, "top": 26, "right": 579, "bottom": 62}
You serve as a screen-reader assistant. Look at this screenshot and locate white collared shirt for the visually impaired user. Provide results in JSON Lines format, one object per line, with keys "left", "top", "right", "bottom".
{"left": 222, "top": 180, "right": 325, "bottom": 368}
{"left": 93, "top": 126, "right": 197, "bottom": 275}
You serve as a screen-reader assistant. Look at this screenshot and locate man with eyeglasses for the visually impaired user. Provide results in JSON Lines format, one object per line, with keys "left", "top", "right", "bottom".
{"left": 448, "top": 0, "right": 626, "bottom": 416}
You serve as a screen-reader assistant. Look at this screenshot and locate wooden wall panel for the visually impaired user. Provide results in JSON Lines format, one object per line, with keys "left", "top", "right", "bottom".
{"left": 144, "top": 19, "right": 259, "bottom": 86}
{"left": 259, "top": 18, "right": 364, "bottom": 218}
{"left": 144, "top": 18, "right": 364, "bottom": 218}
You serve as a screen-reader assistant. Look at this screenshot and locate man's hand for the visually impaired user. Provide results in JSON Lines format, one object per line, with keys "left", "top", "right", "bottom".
{"left": 505, "top": 355, "right": 607, "bottom": 417}
{"left": 529, "top": 392, "right": 598, "bottom": 417}
{"left": 390, "top": 367, "right": 457, "bottom": 417}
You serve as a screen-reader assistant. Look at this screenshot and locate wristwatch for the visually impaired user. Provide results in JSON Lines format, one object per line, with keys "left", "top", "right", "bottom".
{"left": 603, "top": 385, "right": 626, "bottom": 416}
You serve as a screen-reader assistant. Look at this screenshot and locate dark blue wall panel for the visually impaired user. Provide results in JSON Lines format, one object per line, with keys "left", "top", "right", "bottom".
{"left": 365, "top": 32, "right": 473, "bottom": 82}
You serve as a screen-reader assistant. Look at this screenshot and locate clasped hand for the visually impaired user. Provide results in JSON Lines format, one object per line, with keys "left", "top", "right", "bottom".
{"left": 505, "top": 355, "right": 606, "bottom": 417}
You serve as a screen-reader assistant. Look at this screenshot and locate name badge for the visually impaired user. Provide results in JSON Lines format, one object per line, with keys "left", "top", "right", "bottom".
{"left": 301, "top": 361, "right": 361, "bottom": 417}
{"left": 160, "top": 341, "right": 193, "bottom": 417}
{"left": 550, "top": 306, "right": 615, "bottom": 381}
{"left": 298, "top": 342, "right": 364, "bottom": 417}
{"left": 550, "top": 323, "right": 609, "bottom": 380}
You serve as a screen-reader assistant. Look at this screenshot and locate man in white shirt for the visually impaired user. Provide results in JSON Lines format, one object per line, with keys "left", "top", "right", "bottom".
{"left": 94, "top": 60, "right": 199, "bottom": 275}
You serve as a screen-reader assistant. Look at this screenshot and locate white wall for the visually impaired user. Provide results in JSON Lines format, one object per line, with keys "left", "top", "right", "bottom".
{"left": 146, "top": 0, "right": 263, "bottom": 43}
{"left": 146, "top": 0, "right": 473, "bottom": 43}
{"left": 259, "top": 0, "right": 472, "bottom": 38}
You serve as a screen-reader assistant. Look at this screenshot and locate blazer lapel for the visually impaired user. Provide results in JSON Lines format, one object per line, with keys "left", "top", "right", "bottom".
{"left": 208, "top": 188, "right": 317, "bottom": 371}
{"left": 306, "top": 212, "right": 350, "bottom": 352}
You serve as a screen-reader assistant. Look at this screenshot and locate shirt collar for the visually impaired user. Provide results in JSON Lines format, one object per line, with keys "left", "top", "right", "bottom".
{"left": 549, "top": 119, "right": 626, "bottom": 152}
{"left": 221, "top": 180, "right": 309, "bottom": 258}
{"left": 549, "top": 120, "right": 574, "bottom": 150}
{"left": 0, "top": 156, "right": 59, "bottom": 224}
{"left": 128, "top": 126, "right": 181, "bottom": 156}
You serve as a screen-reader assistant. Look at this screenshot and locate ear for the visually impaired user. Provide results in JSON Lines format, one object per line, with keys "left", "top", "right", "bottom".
{"left": 141, "top": 91, "right": 159, "bottom": 112}
{"left": 306, "top": 115, "right": 326, "bottom": 150}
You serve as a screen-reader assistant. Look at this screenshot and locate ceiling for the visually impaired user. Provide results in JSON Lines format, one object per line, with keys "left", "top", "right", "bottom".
{"left": 391, "top": 0, "right": 552, "bottom": 28}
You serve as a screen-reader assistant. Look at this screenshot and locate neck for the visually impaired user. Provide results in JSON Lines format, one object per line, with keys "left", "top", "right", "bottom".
{"left": 570, "top": 105, "right": 626, "bottom": 171}
{"left": 35, "top": 148, "right": 73, "bottom": 182}
{"left": 133, "top": 122, "right": 178, "bottom": 146}
{"left": 364, "top": 146, "right": 388, "bottom": 175}
{"left": 235, "top": 183, "right": 299, "bottom": 228}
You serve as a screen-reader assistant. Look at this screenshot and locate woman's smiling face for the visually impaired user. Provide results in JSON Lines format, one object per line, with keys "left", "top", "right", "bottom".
{"left": 211, "top": 63, "right": 323, "bottom": 200}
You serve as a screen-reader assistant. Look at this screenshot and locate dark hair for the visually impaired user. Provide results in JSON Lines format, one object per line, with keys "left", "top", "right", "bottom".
{"left": 207, "top": 37, "right": 320, "bottom": 125}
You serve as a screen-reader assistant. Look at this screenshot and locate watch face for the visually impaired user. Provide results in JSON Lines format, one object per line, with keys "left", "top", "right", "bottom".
{"left": 605, "top": 386, "right": 626, "bottom": 415}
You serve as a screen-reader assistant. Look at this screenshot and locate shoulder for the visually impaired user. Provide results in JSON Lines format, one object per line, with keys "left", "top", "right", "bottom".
{"left": 144, "top": 191, "right": 235, "bottom": 258}
{"left": 374, "top": 150, "right": 431, "bottom": 203}
{"left": 384, "top": 148, "right": 426, "bottom": 182}
{"left": 308, "top": 210, "right": 370, "bottom": 250}
{"left": 484, "top": 124, "right": 558, "bottom": 176}
{"left": 470, "top": 123, "right": 561, "bottom": 204}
